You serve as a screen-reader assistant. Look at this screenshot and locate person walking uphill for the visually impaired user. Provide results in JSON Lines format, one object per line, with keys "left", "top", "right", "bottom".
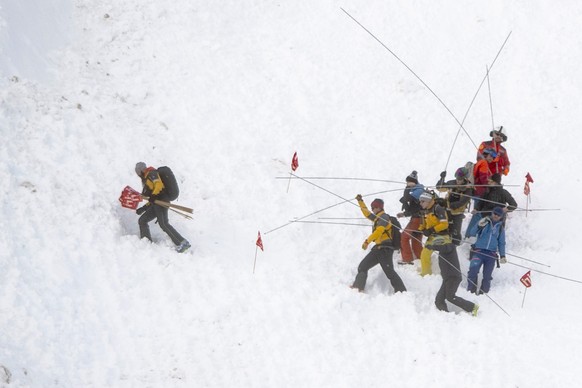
{"left": 466, "top": 206, "right": 507, "bottom": 295}
{"left": 397, "top": 170, "right": 425, "bottom": 264}
{"left": 418, "top": 191, "right": 451, "bottom": 276}
{"left": 473, "top": 148, "right": 497, "bottom": 198}
{"left": 436, "top": 167, "right": 473, "bottom": 246}
{"left": 425, "top": 239, "right": 479, "bottom": 316}
{"left": 135, "top": 162, "right": 191, "bottom": 253}
{"left": 477, "top": 126, "right": 510, "bottom": 176}
{"left": 351, "top": 195, "right": 406, "bottom": 293}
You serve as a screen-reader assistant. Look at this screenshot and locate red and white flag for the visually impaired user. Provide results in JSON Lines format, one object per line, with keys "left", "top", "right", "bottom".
{"left": 256, "top": 231, "right": 264, "bottom": 251}
{"left": 524, "top": 173, "right": 534, "bottom": 196}
{"left": 520, "top": 271, "right": 532, "bottom": 288}
{"left": 291, "top": 152, "right": 299, "bottom": 171}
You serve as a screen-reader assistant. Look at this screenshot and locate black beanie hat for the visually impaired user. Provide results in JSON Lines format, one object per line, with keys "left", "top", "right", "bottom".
{"left": 406, "top": 170, "right": 418, "bottom": 184}
{"left": 490, "top": 173, "right": 502, "bottom": 184}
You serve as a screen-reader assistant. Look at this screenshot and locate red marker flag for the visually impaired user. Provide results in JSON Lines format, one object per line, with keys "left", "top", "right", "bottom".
{"left": 524, "top": 173, "right": 534, "bottom": 196}
{"left": 256, "top": 231, "right": 264, "bottom": 251}
{"left": 520, "top": 271, "right": 532, "bottom": 288}
{"left": 291, "top": 152, "right": 299, "bottom": 171}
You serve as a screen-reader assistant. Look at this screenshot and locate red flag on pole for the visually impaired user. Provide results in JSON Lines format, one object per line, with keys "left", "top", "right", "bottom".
{"left": 524, "top": 173, "right": 534, "bottom": 195}
{"left": 256, "top": 231, "right": 264, "bottom": 251}
{"left": 291, "top": 152, "right": 299, "bottom": 171}
{"left": 520, "top": 271, "right": 532, "bottom": 288}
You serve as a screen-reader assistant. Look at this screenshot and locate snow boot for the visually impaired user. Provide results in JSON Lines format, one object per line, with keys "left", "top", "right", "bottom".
{"left": 472, "top": 304, "right": 480, "bottom": 317}
{"left": 176, "top": 240, "right": 191, "bottom": 253}
{"left": 398, "top": 260, "right": 414, "bottom": 265}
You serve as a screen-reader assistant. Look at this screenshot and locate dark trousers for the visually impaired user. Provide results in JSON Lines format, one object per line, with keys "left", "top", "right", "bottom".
{"left": 467, "top": 249, "right": 497, "bottom": 294}
{"left": 352, "top": 247, "right": 406, "bottom": 293}
{"left": 449, "top": 213, "right": 465, "bottom": 246}
{"left": 138, "top": 204, "right": 185, "bottom": 245}
{"left": 434, "top": 244, "right": 475, "bottom": 313}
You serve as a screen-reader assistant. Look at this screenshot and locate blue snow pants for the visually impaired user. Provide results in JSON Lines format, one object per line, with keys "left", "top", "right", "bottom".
{"left": 467, "top": 249, "right": 497, "bottom": 294}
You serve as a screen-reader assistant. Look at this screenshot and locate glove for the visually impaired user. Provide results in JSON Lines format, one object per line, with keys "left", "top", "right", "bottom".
{"left": 136, "top": 205, "right": 147, "bottom": 215}
{"left": 361, "top": 240, "right": 369, "bottom": 250}
{"left": 396, "top": 212, "right": 405, "bottom": 218}
{"left": 478, "top": 217, "right": 489, "bottom": 227}
{"left": 356, "top": 194, "right": 363, "bottom": 201}
{"left": 440, "top": 171, "right": 447, "bottom": 178}
{"left": 148, "top": 195, "right": 157, "bottom": 204}
{"left": 500, "top": 256, "right": 507, "bottom": 264}
{"left": 503, "top": 167, "right": 510, "bottom": 176}
{"left": 422, "top": 228, "right": 434, "bottom": 237}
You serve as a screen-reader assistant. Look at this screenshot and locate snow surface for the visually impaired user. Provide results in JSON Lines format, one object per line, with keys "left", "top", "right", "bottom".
{"left": 1, "top": 0, "right": 582, "bottom": 387}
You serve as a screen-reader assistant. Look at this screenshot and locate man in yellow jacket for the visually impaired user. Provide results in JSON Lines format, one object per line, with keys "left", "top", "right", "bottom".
{"left": 418, "top": 191, "right": 451, "bottom": 276}
{"left": 351, "top": 195, "right": 406, "bottom": 293}
{"left": 135, "top": 162, "right": 190, "bottom": 253}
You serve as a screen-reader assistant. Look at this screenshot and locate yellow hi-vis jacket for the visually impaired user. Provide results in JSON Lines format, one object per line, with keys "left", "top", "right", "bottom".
{"left": 419, "top": 203, "right": 449, "bottom": 235}
{"left": 358, "top": 199, "right": 393, "bottom": 246}
{"left": 142, "top": 168, "right": 165, "bottom": 197}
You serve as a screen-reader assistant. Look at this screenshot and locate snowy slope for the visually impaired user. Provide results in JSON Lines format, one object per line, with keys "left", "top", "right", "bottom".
{"left": 1, "top": 0, "right": 582, "bottom": 387}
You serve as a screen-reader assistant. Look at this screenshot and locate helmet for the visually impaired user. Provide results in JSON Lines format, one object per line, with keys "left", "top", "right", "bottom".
{"left": 419, "top": 191, "right": 434, "bottom": 202}
{"left": 135, "top": 162, "right": 147, "bottom": 176}
{"left": 489, "top": 126, "right": 508, "bottom": 142}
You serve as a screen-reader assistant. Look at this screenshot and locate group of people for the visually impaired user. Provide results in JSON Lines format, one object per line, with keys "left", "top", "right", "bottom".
{"left": 351, "top": 126, "right": 518, "bottom": 315}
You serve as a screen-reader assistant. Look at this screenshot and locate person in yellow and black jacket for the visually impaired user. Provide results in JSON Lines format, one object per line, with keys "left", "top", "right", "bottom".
{"left": 135, "top": 162, "right": 190, "bottom": 253}
{"left": 420, "top": 190, "right": 479, "bottom": 315}
{"left": 436, "top": 166, "right": 473, "bottom": 246}
{"left": 350, "top": 195, "right": 406, "bottom": 293}
{"left": 425, "top": 237, "right": 479, "bottom": 316}
{"left": 418, "top": 191, "right": 451, "bottom": 276}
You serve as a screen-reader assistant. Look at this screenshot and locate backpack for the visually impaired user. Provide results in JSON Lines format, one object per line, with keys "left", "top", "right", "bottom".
{"left": 409, "top": 184, "right": 425, "bottom": 201}
{"left": 157, "top": 166, "right": 179, "bottom": 201}
{"left": 464, "top": 161, "right": 475, "bottom": 185}
{"left": 435, "top": 197, "right": 448, "bottom": 208}
{"left": 389, "top": 215, "right": 402, "bottom": 249}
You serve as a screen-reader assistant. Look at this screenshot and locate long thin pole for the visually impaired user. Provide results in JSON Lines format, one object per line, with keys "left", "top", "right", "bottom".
{"left": 265, "top": 187, "right": 403, "bottom": 235}
{"left": 521, "top": 287, "right": 527, "bottom": 308}
{"left": 291, "top": 220, "right": 369, "bottom": 227}
{"left": 341, "top": 7, "right": 478, "bottom": 151}
{"left": 253, "top": 245, "right": 258, "bottom": 274}
{"left": 486, "top": 64, "right": 496, "bottom": 132}
{"left": 141, "top": 195, "right": 194, "bottom": 214}
{"left": 457, "top": 239, "right": 550, "bottom": 267}
{"left": 437, "top": 189, "right": 528, "bottom": 212}
{"left": 277, "top": 176, "right": 407, "bottom": 185}
{"left": 286, "top": 172, "right": 292, "bottom": 193}
{"left": 443, "top": 32, "right": 512, "bottom": 171}
{"left": 508, "top": 262, "right": 582, "bottom": 284}
{"left": 168, "top": 207, "right": 193, "bottom": 220}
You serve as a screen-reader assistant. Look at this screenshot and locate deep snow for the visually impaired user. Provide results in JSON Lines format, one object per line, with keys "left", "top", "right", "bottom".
{"left": 1, "top": 0, "right": 582, "bottom": 387}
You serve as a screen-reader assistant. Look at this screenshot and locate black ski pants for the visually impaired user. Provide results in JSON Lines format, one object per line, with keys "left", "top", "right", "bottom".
{"left": 434, "top": 244, "right": 475, "bottom": 313}
{"left": 449, "top": 213, "right": 465, "bottom": 246}
{"left": 138, "top": 204, "right": 185, "bottom": 246}
{"left": 352, "top": 247, "right": 406, "bottom": 293}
